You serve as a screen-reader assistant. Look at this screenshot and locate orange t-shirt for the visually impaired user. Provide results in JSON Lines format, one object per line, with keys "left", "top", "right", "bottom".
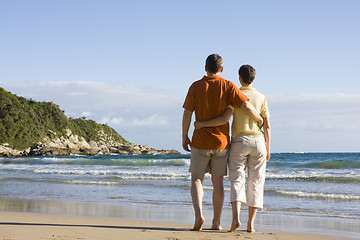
{"left": 183, "top": 75, "right": 249, "bottom": 150}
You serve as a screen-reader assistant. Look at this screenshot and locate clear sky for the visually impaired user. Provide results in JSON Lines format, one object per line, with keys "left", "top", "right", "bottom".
{"left": 1, "top": 0, "right": 360, "bottom": 152}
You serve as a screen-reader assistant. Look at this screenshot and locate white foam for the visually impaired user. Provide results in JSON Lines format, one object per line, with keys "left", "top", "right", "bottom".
{"left": 63, "top": 180, "right": 120, "bottom": 185}
{"left": 275, "top": 190, "right": 360, "bottom": 201}
{"left": 266, "top": 168, "right": 360, "bottom": 179}
{"left": 32, "top": 168, "right": 190, "bottom": 180}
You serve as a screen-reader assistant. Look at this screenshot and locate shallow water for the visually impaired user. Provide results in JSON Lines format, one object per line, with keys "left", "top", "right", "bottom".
{"left": 0, "top": 152, "right": 359, "bottom": 238}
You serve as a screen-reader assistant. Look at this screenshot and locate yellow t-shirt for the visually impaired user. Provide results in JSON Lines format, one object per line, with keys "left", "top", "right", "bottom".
{"left": 231, "top": 87, "right": 270, "bottom": 137}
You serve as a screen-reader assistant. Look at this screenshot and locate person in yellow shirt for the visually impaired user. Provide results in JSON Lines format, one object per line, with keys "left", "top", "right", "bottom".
{"left": 195, "top": 65, "right": 271, "bottom": 233}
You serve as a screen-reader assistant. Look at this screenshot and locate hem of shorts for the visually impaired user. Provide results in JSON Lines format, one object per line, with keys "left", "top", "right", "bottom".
{"left": 189, "top": 170, "right": 227, "bottom": 176}
{"left": 211, "top": 173, "right": 228, "bottom": 177}
{"left": 188, "top": 170, "right": 208, "bottom": 175}
{"left": 229, "top": 200, "right": 246, "bottom": 205}
{"left": 246, "top": 204, "right": 264, "bottom": 209}
{"left": 229, "top": 201, "right": 263, "bottom": 209}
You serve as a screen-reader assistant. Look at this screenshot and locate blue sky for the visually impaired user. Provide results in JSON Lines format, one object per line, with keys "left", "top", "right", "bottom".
{"left": 1, "top": 0, "right": 360, "bottom": 152}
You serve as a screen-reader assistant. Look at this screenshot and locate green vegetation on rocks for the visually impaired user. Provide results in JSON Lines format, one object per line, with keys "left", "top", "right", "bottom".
{"left": 0, "top": 87, "right": 127, "bottom": 150}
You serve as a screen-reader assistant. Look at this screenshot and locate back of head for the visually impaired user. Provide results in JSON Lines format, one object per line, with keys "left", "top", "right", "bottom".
{"left": 239, "top": 65, "right": 256, "bottom": 84}
{"left": 205, "top": 54, "right": 223, "bottom": 74}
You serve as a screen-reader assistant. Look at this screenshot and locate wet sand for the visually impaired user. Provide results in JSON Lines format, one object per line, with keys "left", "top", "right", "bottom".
{"left": 0, "top": 211, "right": 354, "bottom": 240}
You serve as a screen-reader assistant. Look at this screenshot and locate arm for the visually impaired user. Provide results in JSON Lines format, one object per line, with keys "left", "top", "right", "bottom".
{"left": 241, "top": 101, "right": 263, "bottom": 127}
{"left": 194, "top": 107, "right": 234, "bottom": 130}
{"left": 182, "top": 109, "right": 193, "bottom": 152}
{"left": 263, "top": 117, "right": 271, "bottom": 162}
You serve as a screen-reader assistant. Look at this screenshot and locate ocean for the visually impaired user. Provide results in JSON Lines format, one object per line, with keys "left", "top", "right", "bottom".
{"left": 0, "top": 153, "right": 359, "bottom": 238}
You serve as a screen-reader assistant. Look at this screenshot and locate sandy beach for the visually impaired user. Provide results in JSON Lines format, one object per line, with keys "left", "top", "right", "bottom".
{"left": 0, "top": 211, "right": 355, "bottom": 240}
{"left": 1, "top": 153, "right": 359, "bottom": 239}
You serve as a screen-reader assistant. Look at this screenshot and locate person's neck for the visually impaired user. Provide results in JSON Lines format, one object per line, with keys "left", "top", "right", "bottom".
{"left": 206, "top": 72, "right": 221, "bottom": 77}
{"left": 241, "top": 83, "right": 252, "bottom": 88}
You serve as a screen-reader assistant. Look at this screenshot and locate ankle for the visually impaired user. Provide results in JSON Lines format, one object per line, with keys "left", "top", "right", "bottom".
{"left": 232, "top": 220, "right": 240, "bottom": 227}
{"left": 233, "top": 219, "right": 240, "bottom": 224}
{"left": 247, "top": 222, "right": 255, "bottom": 232}
{"left": 212, "top": 219, "right": 221, "bottom": 227}
{"left": 196, "top": 216, "right": 204, "bottom": 221}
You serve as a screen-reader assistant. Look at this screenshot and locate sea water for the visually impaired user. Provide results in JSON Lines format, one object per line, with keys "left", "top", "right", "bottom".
{"left": 0, "top": 153, "right": 359, "bottom": 238}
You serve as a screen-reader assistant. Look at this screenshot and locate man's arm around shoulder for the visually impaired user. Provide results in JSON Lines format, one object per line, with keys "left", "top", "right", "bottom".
{"left": 241, "top": 101, "right": 263, "bottom": 127}
{"left": 194, "top": 107, "right": 234, "bottom": 130}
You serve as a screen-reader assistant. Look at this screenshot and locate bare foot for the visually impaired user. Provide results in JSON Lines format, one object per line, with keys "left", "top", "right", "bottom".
{"left": 191, "top": 217, "right": 205, "bottom": 231}
{"left": 247, "top": 223, "right": 255, "bottom": 233}
{"left": 211, "top": 225, "right": 222, "bottom": 230}
{"left": 228, "top": 222, "right": 240, "bottom": 233}
{"left": 211, "top": 220, "right": 222, "bottom": 230}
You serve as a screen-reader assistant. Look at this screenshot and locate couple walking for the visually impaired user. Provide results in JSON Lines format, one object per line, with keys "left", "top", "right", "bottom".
{"left": 182, "top": 54, "right": 271, "bottom": 233}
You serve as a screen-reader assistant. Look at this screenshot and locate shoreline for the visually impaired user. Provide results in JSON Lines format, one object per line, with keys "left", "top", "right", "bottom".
{"left": 0, "top": 197, "right": 358, "bottom": 240}
{"left": 1, "top": 152, "right": 359, "bottom": 239}
{"left": 0, "top": 211, "right": 355, "bottom": 240}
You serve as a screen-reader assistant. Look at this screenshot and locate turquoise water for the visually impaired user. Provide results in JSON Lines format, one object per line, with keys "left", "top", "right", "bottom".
{"left": 0, "top": 152, "right": 359, "bottom": 237}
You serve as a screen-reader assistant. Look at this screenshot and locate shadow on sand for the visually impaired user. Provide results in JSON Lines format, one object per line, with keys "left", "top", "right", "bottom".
{"left": 0, "top": 222, "right": 189, "bottom": 232}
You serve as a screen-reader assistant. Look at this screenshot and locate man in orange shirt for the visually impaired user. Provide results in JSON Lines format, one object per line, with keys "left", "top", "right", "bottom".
{"left": 182, "top": 54, "right": 263, "bottom": 231}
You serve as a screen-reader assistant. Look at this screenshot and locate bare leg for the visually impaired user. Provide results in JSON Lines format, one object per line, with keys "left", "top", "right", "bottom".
{"left": 191, "top": 173, "right": 205, "bottom": 231}
{"left": 247, "top": 206, "right": 258, "bottom": 232}
{"left": 211, "top": 175, "right": 224, "bottom": 230}
{"left": 229, "top": 201, "right": 241, "bottom": 233}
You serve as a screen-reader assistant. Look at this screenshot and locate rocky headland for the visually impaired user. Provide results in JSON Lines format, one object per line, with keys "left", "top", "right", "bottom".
{"left": 0, "top": 87, "right": 179, "bottom": 157}
{"left": 0, "top": 129, "right": 179, "bottom": 157}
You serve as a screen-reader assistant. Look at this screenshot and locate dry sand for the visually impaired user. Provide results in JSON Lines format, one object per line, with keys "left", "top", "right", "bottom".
{"left": 0, "top": 211, "right": 353, "bottom": 240}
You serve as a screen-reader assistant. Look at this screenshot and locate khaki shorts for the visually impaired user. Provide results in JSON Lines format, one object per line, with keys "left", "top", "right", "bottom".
{"left": 189, "top": 147, "right": 229, "bottom": 176}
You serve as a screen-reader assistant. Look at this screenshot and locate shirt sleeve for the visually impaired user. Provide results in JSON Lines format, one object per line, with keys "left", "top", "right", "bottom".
{"left": 182, "top": 83, "right": 195, "bottom": 111}
{"left": 260, "top": 97, "right": 270, "bottom": 118}
{"left": 229, "top": 83, "right": 249, "bottom": 109}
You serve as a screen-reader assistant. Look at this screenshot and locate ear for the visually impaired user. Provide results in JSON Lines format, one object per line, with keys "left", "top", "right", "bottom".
{"left": 239, "top": 76, "right": 244, "bottom": 84}
{"left": 220, "top": 67, "right": 224, "bottom": 73}
{"left": 205, "top": 66, "right": 208, "bottom": 72}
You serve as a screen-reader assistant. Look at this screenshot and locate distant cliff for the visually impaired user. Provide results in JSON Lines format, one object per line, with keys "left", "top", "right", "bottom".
{"left": 0, "top": 87, "right": 179, "bottom": 157}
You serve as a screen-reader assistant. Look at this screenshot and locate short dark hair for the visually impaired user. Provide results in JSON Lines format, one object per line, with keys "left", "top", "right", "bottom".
{"left": 239, "top": 65, "right": 256, "bottom": 84}
{"left": 205, "top": 54, "right": 223, "bottom": 74}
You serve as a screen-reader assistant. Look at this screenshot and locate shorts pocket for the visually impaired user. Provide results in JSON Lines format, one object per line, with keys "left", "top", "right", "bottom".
{"left": 255, "top": 140, "right": 267, "bottom": 156}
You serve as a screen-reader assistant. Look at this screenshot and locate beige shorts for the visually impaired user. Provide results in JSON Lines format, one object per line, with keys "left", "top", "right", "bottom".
{"left": 189, "top": 147, "right": 229, "bottom": 176}
{"left": 229, "top": 133, "right": 267, "bottom": 208}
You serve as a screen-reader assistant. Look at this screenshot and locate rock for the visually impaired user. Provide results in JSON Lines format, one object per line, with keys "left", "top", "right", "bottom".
{"left": 36, "top": 146, "right": 71, "bottom": 156}
{"left": 66, "top": 129, "right": 72, "bottom": 137}
{"left": 97, "top": 144, "right": 109, "bottom": 154}
{"left": 79, "top": 148, "right": 100, "bottom": 156}
{"left": 0, "top": 144, "right": 23, "bottom": 157}
{"left": 89, "top": 141, "right": 98, "bottom": 148}
{"left": 1, "top": 130, "right": 180, "bottom": 157}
